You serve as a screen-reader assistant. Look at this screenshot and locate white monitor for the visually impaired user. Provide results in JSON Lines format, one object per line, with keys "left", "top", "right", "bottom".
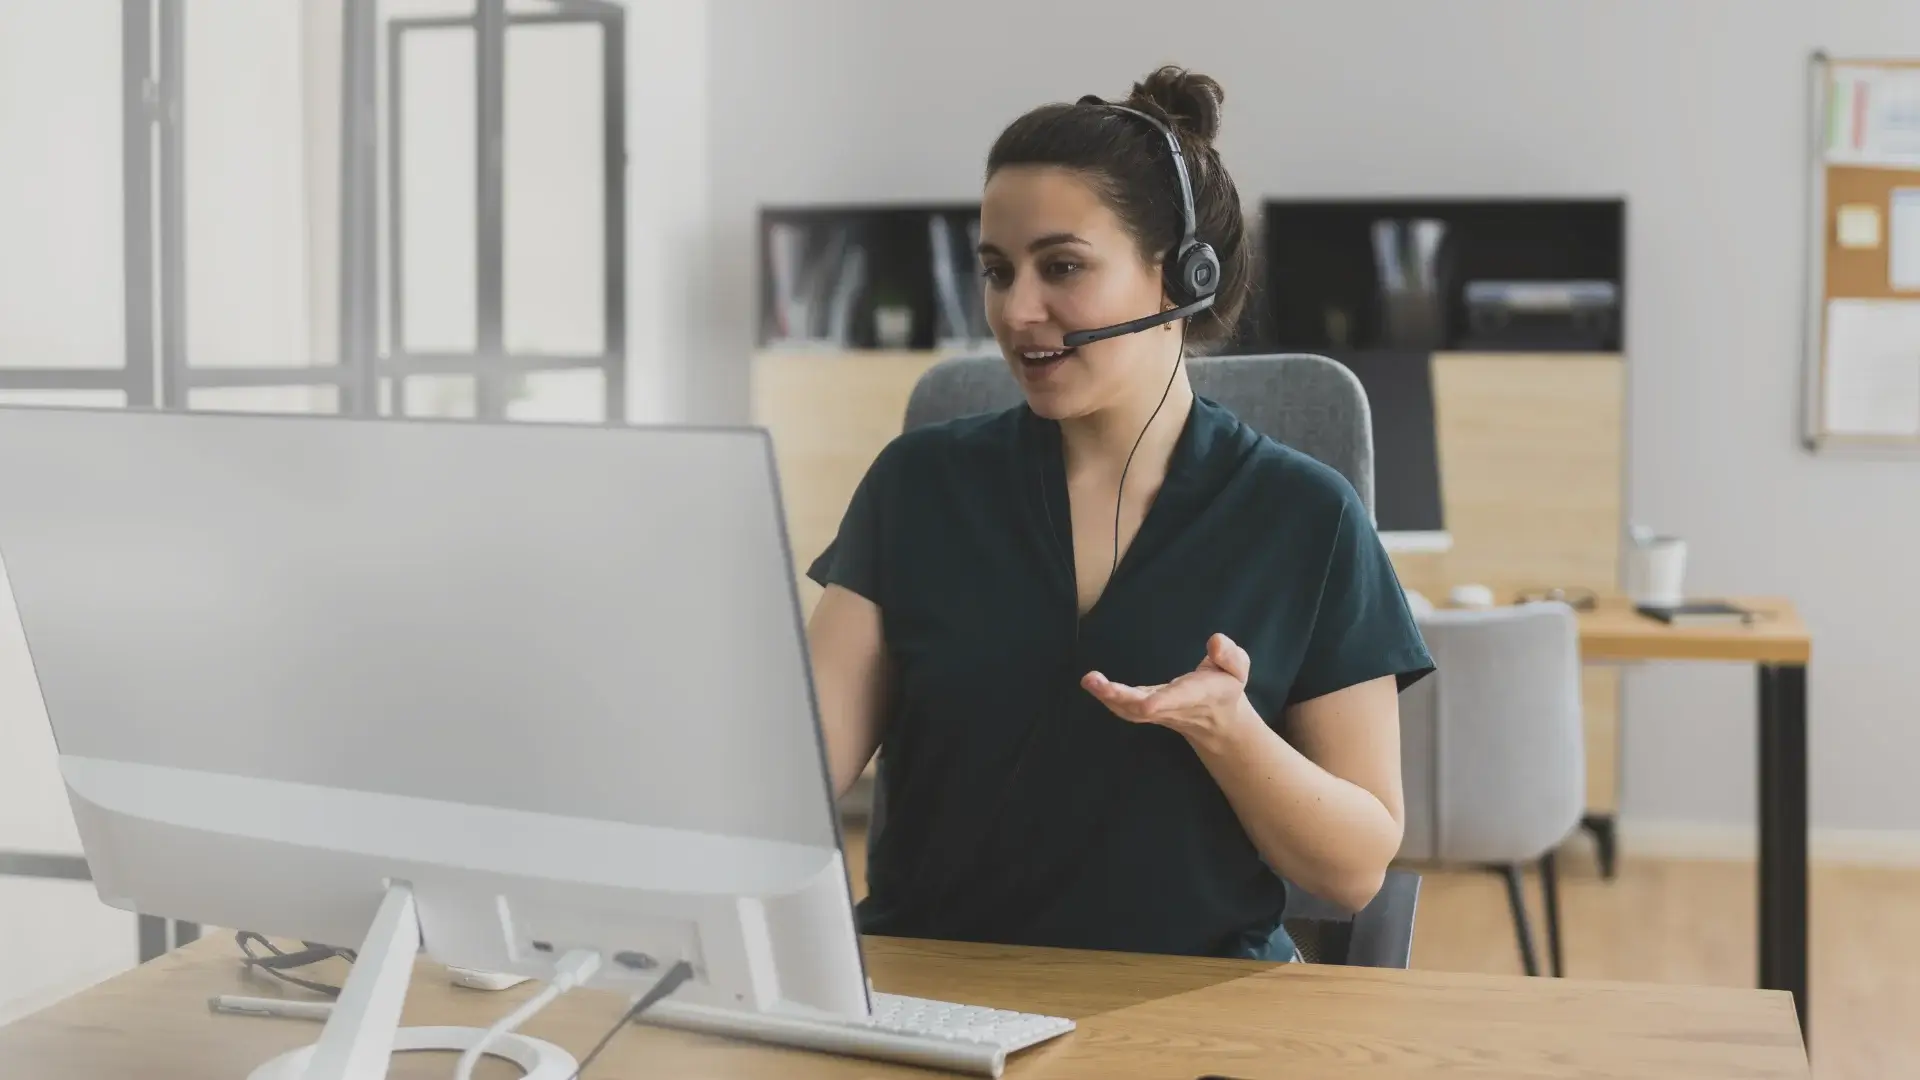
{"left": 0, "top": 406, "right": 867, "bottom": 1076}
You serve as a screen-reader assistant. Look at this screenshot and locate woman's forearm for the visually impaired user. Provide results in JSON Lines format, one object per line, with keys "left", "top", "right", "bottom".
{"left": 1187, "top": 695, "right": 1402, "bottom": 912}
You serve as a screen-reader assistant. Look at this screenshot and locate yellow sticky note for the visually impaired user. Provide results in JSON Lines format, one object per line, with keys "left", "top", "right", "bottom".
{"left": 1838, "top": 203, "right": 1883, "bottom": 249}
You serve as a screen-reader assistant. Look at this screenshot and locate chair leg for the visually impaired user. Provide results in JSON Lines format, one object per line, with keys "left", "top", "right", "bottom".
{"left": 1581, "top": 813, "right": 1619, "bottom": 880}
{"left": 1540, "top": 851, "right": 1564, "bottom": 977}
{"left": 1500, "top": 864, "right": 1540, "bottom": 976}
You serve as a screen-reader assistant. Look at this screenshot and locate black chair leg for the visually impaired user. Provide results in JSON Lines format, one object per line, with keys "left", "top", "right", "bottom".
{"left": 1540, "top": 851, "right": 1564, "bottom": 977}
{"left": 1500, "top": 863, "right": 1540, "bottom": 976}
{"left": 1581, "top": 813, "right": 1618, "bottom": 880}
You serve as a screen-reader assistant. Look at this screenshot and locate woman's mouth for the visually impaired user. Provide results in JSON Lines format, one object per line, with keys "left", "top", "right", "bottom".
{"left": 1019, "top": 347, "right": 1077, "bottom": 373}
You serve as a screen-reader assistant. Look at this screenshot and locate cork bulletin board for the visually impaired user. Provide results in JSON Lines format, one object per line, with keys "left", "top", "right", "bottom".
{"left": 1803, "top": 53, "right": 1920, "bottom": 452}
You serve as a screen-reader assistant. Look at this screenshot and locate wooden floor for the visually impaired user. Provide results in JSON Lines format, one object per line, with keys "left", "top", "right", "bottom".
{"left": 840, "top": 827, "right": 1920, "bottom": 1079}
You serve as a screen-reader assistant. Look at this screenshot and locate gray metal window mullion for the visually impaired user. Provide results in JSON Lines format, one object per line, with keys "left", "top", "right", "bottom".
{"left": 157, "top": 0, "right": 186, "bottom": 410}
{"left": 385, "top": 17, "right": 408, "bottom": 415}
{"left": 474, "top": 0, "right": 507, "bottom": 421}
{"left": 119, "top": 0, "right": 157, "bottom": 407}
{"left": 178, "top": 367, "right": 352, "bottom": 388}
{"left": 0, "top": 369, "right": 149, "bottom": 391}
{"left": 600, "top": 9, "right": 626, "bottom": 423}
{"left": 339, "top": 0, "right": 381, "bottom": 418}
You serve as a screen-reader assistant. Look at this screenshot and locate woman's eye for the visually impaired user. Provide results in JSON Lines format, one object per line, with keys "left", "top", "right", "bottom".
{"left": 979, "top": 264, "right": 1012, "bottom": 287}
{"left": 1043, "top": 260, "right": 1081, "bottom": 280}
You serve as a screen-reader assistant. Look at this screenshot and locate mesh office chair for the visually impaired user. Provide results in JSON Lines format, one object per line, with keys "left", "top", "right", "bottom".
{"left": 876, "top": 351, "right": 1416, "bottom": 968}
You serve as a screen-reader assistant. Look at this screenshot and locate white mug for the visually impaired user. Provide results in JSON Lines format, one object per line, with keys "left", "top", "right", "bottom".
{"left": 1627, "top": 534, "right": 1687, "bottom": 608}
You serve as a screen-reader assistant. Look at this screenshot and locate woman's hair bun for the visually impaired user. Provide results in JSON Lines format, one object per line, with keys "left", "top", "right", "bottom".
{"left": 1125, "top": 65, "right": 1225, "bottom": 145}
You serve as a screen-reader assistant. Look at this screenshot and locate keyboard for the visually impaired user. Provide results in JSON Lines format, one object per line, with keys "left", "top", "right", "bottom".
{"left": 638, "top": 990, "right": 1076, "bottom": 1076}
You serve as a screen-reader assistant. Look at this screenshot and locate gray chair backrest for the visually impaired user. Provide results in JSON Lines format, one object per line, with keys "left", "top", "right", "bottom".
{"left": 904, "top": 352, "right": 1376, "bottom": 518}
{"left": 1397, "top": 602, "right": 1586, "bottom": 865}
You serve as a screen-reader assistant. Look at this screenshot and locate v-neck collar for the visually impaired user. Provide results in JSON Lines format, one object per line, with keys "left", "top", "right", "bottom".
{"left": 1022, "top": 395, "right": 1221, "bottom": 624}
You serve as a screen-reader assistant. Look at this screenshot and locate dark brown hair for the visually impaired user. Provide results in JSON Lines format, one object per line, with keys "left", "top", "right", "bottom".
{"left": 985, "top": 65, "right": 1251, "bottom": 351}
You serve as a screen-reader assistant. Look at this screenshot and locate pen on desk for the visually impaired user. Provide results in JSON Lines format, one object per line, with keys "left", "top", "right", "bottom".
{"left": 209, "top": 994, "right": 334, "bottom": 1022}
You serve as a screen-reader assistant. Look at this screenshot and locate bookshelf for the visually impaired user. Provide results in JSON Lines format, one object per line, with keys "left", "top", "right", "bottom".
{"left": 759, "top": 202, "right": 993, "bottom": 354}
{"left": 1235, "top": 197, "right": 1624, "bottom": 355}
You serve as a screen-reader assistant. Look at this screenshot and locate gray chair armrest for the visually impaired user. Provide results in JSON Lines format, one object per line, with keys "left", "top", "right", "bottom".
{"left": 1280, "top": 869, "right": 1421, "bottom": 968}
{"left": 1346, "top": 869, "right": 1421, "bottom": 968}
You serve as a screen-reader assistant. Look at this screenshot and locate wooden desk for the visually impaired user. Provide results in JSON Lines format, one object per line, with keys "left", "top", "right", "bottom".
{"left": 1578, "top": 596, "right": 1810, "bottom": 665}
{"left": 0, "top": 934, "right": 1808, "bottom": 1079}
{"left": 1573, "top": 596, "right": 1813, "bottom": 1041}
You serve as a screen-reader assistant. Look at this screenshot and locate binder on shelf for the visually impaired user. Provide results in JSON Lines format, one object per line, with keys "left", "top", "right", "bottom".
{"left": 763, "top": 221, "right": 865, "bottom": 350}
{"left": 1803, "top": 52, "right": 1920, "bottom": 453}
{"left": 928, "top": 214, "right": 972, "bottom": 346}
{"left": 757, "top": 203, "right": 992, "bottom": 354}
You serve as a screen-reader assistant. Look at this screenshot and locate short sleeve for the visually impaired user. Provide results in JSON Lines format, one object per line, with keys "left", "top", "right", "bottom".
{"left": 804, "top": 441, "right": 897, "bottom": 605}
{"left": 1287, "top": 494, "right": 1435, "bottom": 705}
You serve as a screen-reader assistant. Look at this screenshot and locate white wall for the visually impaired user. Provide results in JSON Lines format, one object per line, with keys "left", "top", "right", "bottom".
{"left": 701, "top": 0, "right": 1920, "bottom": 836}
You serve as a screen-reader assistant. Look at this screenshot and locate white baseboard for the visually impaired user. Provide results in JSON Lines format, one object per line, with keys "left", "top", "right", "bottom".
{"left": 1615, "top": 821, "right": 1920, "bottom": 867}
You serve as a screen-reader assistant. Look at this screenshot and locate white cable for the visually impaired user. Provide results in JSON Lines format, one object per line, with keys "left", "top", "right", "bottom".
{"left": 454, "top": 949, "right": 602, "bottom": 1080}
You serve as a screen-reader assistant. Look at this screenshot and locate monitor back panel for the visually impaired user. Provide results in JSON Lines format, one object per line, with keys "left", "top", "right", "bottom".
{"left": 0, "top": 408, "right": 839, "bottom": 852}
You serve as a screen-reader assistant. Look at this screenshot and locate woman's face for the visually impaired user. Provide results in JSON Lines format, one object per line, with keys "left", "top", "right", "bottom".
{"left": 978, "top": 165, "right": 1170, "bottom": 420}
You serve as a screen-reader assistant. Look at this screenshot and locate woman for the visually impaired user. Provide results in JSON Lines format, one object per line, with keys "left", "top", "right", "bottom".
{"left": 805, "top": 66, "right": 1434, "bottom": 962}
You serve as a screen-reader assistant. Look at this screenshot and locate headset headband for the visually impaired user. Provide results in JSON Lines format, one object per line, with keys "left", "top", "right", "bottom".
{"left": 1077, "top": 95, "right": 1201, "bottom": 260}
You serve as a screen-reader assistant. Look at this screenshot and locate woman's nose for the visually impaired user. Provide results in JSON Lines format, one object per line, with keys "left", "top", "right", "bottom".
{"left": 1001, "top": 268, "right": 1049, "bottom": 327}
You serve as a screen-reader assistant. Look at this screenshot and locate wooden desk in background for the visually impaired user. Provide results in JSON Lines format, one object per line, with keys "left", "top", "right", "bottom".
{"left": 1574, "top": 596, "right": 1814, "bottom": 1041}
{"left": 0, "top": 934, "right": 1809, "bottom": 1079}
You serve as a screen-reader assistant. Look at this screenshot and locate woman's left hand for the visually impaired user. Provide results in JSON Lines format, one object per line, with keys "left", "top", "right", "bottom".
{"left": 1082, "top": 633, "right": 1259, "bottom": 750}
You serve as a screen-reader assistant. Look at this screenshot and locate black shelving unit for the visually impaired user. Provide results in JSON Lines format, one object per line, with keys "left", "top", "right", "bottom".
{"left": 758, "top": 202, "right": 987, "bottom": 351}
{"left": 1230, "top": 197, "right": 1626, "bottom": 355}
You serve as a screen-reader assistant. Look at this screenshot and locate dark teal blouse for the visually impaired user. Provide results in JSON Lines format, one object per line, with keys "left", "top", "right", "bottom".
{"left": 808, "top": 395, "right": 1433, "bottom": 961}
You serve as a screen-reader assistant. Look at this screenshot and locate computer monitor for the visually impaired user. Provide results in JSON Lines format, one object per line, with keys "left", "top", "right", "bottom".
{"left": 1332, "top": 350, "right": 1451, "bottom": 555}
{"left": 0, "top": 406, "right": 867, "bottom": 1076}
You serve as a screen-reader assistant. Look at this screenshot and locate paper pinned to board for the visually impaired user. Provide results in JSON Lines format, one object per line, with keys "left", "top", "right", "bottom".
{"left": 1828, "top": 65, "right": 1920, "bottom": 164}
{"left": 1891, "top": 190, "right": 1920, "bottom": 290}
{"left": 1824, "top": 298, "right": 1920, "bottom": 437}
{"left": 1837, "top": 203, "right": 1883, "bottom": 249}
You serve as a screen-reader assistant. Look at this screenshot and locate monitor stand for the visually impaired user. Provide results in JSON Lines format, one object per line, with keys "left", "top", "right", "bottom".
{"left": 245, "top": 883, "right": 577, "bottom": 1080}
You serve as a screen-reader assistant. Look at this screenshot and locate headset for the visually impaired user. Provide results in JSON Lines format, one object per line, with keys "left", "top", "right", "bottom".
{"left": 1062, "top": 95, "right": 1221, "bottom": 348}
{"left": 1055, "top": 94, "right": 1223, "bottom": 580}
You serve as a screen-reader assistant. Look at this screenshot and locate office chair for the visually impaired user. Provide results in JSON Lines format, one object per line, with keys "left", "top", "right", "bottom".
{"left": 902, "top": 352, "right": 1377, "bottom": 517}
{"left": 1280, "top": 868, "right": 1421, "bottom": 968}
{"left": 1397, "top": 602, "right": 1585, "bottom": 976}
{"left": 878, "top": 351, "right": 1410, "bottom": 965}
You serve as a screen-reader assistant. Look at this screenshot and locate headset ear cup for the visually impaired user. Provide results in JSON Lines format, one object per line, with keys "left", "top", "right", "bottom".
{"left": 1173, "top": 242, "right": 1221, "bottom": 303}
